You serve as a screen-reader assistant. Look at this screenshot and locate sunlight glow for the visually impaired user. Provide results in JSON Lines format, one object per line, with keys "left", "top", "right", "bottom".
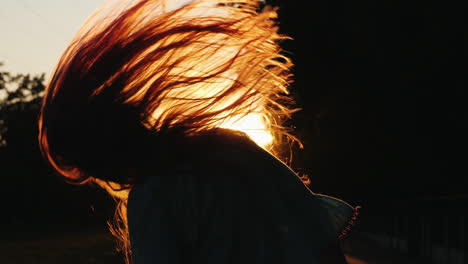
{"left": 220, "top": 113, "right": 273, "bottom": 148}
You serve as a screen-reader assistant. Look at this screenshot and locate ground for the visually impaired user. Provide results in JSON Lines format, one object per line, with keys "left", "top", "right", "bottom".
{"left": 1, "top": 229, "right": 428, "bottom": 264}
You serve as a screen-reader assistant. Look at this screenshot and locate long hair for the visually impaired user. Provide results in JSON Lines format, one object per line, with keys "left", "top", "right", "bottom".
{"left": 38, "top": 0, "right": 298, "bottom": 262}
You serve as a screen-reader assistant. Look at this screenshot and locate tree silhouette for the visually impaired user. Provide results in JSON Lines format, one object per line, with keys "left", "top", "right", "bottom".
{"left": 0, "top": 62, "right": 45, "bottom": 148}
{"left": 0, "top": 63, "right": 114, "bottom": 231}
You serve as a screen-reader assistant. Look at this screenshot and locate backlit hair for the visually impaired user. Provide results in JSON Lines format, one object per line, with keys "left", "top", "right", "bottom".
{"left": 38, "top": 0, "right": 298, "bottom": 262}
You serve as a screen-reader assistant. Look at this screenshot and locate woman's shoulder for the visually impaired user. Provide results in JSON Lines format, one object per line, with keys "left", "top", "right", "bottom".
{"left": 134, "top": 128, "right": 360, "bottom": 244}
{"left": 207, "top": 129, "right": 360, "bottom": 241}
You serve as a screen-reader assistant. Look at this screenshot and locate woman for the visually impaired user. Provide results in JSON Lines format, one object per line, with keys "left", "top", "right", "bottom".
{"left": 38, "top": 0, "right": 359, "bottom": 263}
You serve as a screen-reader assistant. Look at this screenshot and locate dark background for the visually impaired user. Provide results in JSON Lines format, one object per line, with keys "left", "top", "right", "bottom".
{"left": 275, "top": 0, "right": 456, "bottom": 206}
{"left": 0, "top": 0, "right": 460, "bottom": 262}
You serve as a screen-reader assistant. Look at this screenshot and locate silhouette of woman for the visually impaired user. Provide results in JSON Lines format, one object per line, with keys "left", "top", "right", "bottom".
{"left": 38, "top": 0, "right": 359, "bottom": 263}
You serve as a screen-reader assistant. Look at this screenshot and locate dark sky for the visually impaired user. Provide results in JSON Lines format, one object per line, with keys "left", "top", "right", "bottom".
{"left": 273, "top": 1, "right": 457, "bottom": 205}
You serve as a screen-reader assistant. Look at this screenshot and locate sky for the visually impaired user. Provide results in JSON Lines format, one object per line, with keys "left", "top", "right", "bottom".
{"left": 0, "top": 0, "right": 268, "bottom": 78}
{"left": 0, "top": 0, "right": 107, "bottom": 77}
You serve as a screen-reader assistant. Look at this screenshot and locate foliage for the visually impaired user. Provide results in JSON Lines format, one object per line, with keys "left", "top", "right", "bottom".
{"left": 0, "top": 63, "right": 115, "bottom": 232}
{"left": 0, "top": 62, "right": 45, "bottom": 147}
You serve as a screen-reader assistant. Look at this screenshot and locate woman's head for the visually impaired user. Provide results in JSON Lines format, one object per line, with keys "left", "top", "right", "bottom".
{"left": 39, "top": 0, "right": 296, "bottom": 184}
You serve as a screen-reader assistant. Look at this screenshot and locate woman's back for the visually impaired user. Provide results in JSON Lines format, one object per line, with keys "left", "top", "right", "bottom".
{"left": 128, "top": 130, "right": 356, "bottom": 263}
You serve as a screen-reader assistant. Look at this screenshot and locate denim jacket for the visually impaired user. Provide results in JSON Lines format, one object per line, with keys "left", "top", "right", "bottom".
{"left": 127, "top": 129, "right": 358, "bottom": 263}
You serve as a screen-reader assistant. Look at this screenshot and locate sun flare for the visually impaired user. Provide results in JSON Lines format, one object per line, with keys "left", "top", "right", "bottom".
{"left": 220, "top": 113, "right": 273, "bottom": 148}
